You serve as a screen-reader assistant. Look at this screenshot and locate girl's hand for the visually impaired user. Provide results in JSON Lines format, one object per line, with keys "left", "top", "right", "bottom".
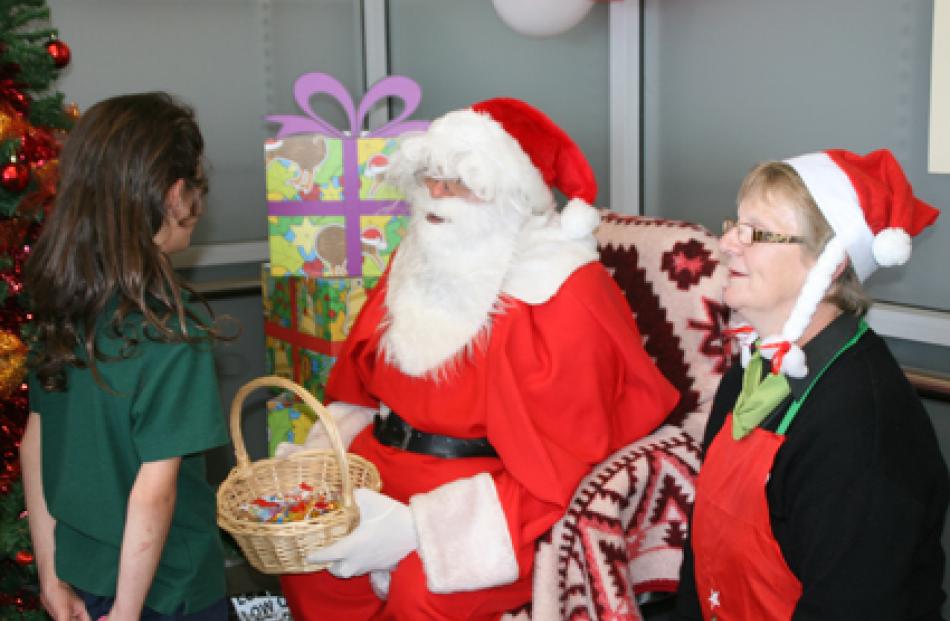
{"left": 39, "top": 578, "right": 90, "bottom": 621}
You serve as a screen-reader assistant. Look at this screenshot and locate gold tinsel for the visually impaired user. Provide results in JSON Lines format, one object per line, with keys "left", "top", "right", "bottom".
{"left": 0, "top": 330, "right": 28, "bottom": 399}
{"left": 0, "top": 101, "right": 29, "bottom": 142}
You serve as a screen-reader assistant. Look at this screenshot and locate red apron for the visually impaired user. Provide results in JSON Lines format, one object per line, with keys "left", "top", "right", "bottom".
{"left": 691, "top": 417, "right": 802, "bottom": 620}
{"left": 691, "top": 321, "right": 867, "bottom": 620}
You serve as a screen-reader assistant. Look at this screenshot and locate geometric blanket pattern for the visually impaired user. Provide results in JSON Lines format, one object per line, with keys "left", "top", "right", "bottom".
{"left": 504, "top": 211, "right": 730, "bottom": 621}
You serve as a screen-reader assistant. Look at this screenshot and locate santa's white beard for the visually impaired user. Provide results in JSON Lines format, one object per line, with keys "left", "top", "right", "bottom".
{"left": 380, "top": 190, "right": 526, "bottom": 377}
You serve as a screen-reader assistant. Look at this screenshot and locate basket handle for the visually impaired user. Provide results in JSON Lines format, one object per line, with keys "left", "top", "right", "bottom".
{"left": 228, "top": 375, "right": 354, "bottom": 509}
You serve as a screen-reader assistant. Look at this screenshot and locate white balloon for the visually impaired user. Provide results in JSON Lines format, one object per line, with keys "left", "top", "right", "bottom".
{"left": 492, "top": 0, "right": 596, "bottom": 38}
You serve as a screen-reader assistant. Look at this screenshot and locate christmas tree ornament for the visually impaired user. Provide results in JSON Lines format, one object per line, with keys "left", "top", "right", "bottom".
{"left": 65, "top": 101, "right": 80, "bottom": 121}
{"left": 22, "top": 159, "right": 58, "bottom": 216}
{"left": 45, "top": 36, "right": 71, "bottom": 69}
{"left": 1, "top": 101, "right": 30, "bottom": 141}
{"left": 14, "top": 550, "right": 34, "bottom": 566}
{"left": 1, "top": 156, "right": 30, "bottom": 192}
{"left": 0, "top": 83, "right": 29, "bottom": 115}
{"left": 21, "top": 126, "right": 57, "bottom": 167}
{"left": 0, "top": 331, "right": 28, "bottom": 399}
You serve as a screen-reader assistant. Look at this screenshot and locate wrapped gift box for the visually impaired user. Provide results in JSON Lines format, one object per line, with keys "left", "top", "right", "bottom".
{"left": 264, "top": 72, "right": 426, "bottom": 277}
{"left": 266, "top": 390, "right": 319, "bottom": 457}
{"left": 261, "top": 264, "right": 379, "bottom": 401}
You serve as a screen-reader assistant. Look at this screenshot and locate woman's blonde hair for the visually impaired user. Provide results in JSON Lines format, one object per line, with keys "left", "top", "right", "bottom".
{"left": 737, "top": 161, "right": 871, "bottom": 317}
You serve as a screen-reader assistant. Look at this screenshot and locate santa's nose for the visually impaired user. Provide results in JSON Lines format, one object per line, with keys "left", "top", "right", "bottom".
{"left": 424, "top": 178, "right": 452, "bottom": 198}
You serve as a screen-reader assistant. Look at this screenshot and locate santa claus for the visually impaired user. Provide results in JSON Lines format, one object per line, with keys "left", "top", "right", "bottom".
{"left": 277, "top": 97, "right": 679, "bottom": 620}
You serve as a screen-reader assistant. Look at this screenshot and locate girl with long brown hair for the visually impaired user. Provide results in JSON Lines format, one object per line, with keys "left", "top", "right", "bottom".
{"left": 21, "top": 92, "right": 232, "bottom": 620}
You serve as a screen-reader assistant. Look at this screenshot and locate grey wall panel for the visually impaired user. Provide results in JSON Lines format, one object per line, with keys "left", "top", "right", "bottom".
{"left": 643, "top": 0, "right": 950, "bottom": 311}
{"left": 48, "top": 0, "right": 362, "bottom": 246}
{"left": 388, "top": 0, "right": 612, "bottom": 208}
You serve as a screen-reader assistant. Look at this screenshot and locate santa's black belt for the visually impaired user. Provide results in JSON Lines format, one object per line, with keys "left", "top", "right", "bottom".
{"left": 373, "top": 410, "right": 498, "bottom": 459}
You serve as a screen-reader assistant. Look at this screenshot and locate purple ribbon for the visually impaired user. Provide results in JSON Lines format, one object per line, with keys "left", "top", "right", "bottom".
{"left": 266, "top": 72, "right": 428, "bottom": 275}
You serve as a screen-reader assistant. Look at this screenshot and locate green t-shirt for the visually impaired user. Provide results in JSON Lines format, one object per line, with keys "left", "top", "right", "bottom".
{"left": 28, "top": 307, "right": 230, "bottom": 614}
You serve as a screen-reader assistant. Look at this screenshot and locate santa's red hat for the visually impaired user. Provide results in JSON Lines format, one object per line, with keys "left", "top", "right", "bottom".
{"left": 387, "top": 97, "right": 601, "bottom": 238}
{"left": 757, "top": 149, "right": 939, "bottom": 378}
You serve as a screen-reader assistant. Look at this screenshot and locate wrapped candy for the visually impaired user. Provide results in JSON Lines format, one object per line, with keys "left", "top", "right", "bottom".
{"left": 240, "top": 483, "right": 341, "bottom": 524}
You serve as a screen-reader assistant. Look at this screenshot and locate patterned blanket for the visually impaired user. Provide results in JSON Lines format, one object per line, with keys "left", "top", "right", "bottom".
{"left": 505, "top": 213, "right": 731, "bottom": 620}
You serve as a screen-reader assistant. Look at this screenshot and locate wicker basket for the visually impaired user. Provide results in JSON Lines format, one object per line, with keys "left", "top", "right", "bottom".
{"left": 217, "top": 376, "right": 381, "bottom": 574}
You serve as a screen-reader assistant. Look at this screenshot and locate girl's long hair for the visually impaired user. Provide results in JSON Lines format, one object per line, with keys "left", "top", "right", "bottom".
{"left": 26, "top": 91, "right": 228, "bottom": 391}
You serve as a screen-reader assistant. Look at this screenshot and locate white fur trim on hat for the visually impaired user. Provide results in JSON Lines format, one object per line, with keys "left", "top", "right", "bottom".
{"left": 410, "top": 473, "right": 519, "bottom": 594}
{"left": 785, "top": 153, "right": 878, "bottom": 281}
{"left": 386, "top": 109, "right": 554, "bottom": 216}
{"left": 781, "top": 236, "right": 848, "bottom": 344}
{"left": 560, "top": 198, "right": 600, "bottom": 238}
{"left": 872, "top": 227, "right": 912, "bottom": 267}
{"left": 761, "top": 236, "right": 850, "bottom": 379}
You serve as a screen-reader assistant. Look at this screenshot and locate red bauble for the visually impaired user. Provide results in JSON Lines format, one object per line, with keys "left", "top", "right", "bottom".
{"left": 1, "top": 160, "right": 29, "bottom": 192}
{"left": 14, "top": 550, "right": 34, "bottom": 565}
{"left": 46, "top": 38, "right": 71, "bottom": 69}
{"left": 21, "top": 127, "right": 58, "bottom": 167}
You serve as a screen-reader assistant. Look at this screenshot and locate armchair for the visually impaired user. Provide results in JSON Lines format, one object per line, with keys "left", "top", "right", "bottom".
{"left": 505, "top": 210, "right": 731, "bottom": 620}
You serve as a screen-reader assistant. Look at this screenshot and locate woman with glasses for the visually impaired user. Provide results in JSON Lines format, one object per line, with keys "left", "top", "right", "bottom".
{"left": 673, "top": 150, "right": 948, "bottom": 620}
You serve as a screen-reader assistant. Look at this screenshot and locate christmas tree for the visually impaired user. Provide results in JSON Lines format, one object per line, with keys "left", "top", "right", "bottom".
{"left": 0, "top": 0, "right": 73, "bottom": 617}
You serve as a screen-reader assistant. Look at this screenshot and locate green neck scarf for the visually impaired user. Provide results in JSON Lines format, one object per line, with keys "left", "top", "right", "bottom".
{"left": 732, "top": 351, "right": 791, "bottom": 440}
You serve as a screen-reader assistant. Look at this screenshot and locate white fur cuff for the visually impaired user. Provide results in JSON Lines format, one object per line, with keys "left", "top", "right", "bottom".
{"left": 409, "top": 473, "right": 519, "bottom": 594}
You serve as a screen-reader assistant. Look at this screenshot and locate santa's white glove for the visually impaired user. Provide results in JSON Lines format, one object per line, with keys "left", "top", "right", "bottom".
{"left": 274, "top": 402, "right": 375, "bottom": 458}
{"left": 306, "top": 488, "right": 418, "bottom": 579}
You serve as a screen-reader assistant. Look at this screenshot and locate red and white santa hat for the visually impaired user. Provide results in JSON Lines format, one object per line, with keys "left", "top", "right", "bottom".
{"left": 757, "top": 149, "right": 939, "bottom": 377}
{"left": 388, "top": 97, "right": 601, "bottom": 238}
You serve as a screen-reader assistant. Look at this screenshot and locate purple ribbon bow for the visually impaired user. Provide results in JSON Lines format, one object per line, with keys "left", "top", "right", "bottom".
{"left": 266, "top": 72, "right": 428, "bottom": 275}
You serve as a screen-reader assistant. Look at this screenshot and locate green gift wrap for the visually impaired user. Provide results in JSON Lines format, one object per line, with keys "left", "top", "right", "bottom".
{"left": 266, "top": 390, "right": 319, "bottom": 457}
{"left": 261, "top": 264, "right": 379, "bottom": 401}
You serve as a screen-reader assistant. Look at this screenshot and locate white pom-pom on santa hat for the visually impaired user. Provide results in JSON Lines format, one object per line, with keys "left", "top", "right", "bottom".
{"left": 758, "top": 335, "right": 808, "bottom": 379}
{"left": 777, "top": 344, "right": 808, "bottom": 378}
{"left": 786, "top": 149, "right": 939, "bottom": 282}
{"left": 872, "top": 227, "right": 912, "bottom": 267}
{"left": 560, "top": 198, "right": 600, "bottom": 238}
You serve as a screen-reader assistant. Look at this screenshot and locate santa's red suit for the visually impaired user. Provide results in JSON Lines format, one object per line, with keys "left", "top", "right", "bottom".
{"left": 281, "top": 245, "right": 678, "bottom": 619}
{"left": 278, "top": 97, "right": 679, "bottom": 620}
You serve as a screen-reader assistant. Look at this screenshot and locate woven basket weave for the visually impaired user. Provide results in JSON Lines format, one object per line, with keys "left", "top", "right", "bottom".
{"left": 217, "top": 375, "right": 381, "bottom": 574}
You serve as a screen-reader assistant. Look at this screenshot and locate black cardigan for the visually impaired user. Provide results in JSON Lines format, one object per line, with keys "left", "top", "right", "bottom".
{"left": 674, "top": 314, "right": 949, "bottom": 620}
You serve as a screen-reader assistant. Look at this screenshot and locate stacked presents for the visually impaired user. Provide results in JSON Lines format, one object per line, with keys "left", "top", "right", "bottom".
{"left": 261, "top": 72, "right": 426, "bottom": 454}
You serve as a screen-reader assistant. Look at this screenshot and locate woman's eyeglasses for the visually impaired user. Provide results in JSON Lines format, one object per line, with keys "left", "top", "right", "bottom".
{"left": 722, "top": 219, "right": 805, "bottom": 246}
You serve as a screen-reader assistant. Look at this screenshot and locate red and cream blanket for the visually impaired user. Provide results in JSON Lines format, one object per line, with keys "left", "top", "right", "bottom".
{"left": 506, "top": 212, "right": 731, "bottom": 620}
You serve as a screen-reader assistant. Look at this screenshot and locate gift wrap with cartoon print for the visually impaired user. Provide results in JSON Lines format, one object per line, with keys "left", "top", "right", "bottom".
{"left": 265, "top": 390, "right": 319, "bottom": 457}
{"left": 264, "top": 72, "right": 427, "bottom": 277}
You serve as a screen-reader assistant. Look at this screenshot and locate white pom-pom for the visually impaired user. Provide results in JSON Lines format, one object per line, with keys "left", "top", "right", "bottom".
{"left": 758, "top": 336, "right": 808, "bottom": 378}
{"left": 872, "top": 227, "right": 911, "bottom": 267}
{"left": 560, "top": 199, "right": 600, "bottom": 238}
{"left": 778, "top": 344, "right": 808, "bottom": 379}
